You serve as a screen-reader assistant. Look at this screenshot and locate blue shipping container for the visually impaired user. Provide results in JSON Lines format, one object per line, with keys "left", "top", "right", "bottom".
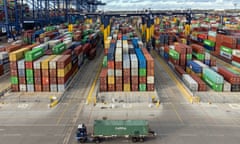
{"left": 204, "top": 44, "right": 215, "bottom": 51}
{"left": 187, "top": 60, "right": 202, "bottom": 73}
{"left": 204, "top": 60, "right": 211, "bottom": 66}
{"left": 163, "top": 52, "right": 169, "bottom": 60}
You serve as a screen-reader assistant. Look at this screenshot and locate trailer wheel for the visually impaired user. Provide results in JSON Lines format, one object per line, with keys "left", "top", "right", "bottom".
{"left": 139, "top": 137, "right": 144, "bottom": 142}
{"left": 95, "top": 137, "right": 101, "bottom": 143}
{"left": 132, "top": 137, "right": 137, "bottom": 143}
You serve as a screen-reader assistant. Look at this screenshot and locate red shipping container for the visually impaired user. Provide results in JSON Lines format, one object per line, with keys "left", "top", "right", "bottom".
{"left": 57, "top": 55, "right": 71, "bottom": 69}
{"left": 232, "top": 55, "right": 240, "bottom": 63}
{"left": 147, "top": 84, "right": 155, "bottom": 91}
{"left": 25, "top": 61, "right": 33, "bottom": 69}
{"left": 107, "top": 61, "right": 114, "bottom": 69}
{"left": 34, "top": 69, "right": 41, "bottom": 77}
{"left": 100, "top": 85, "right": 107, "bottom": 92}
{"left": 74, "top": 45, "right": 83, "bottom": 55}
{"left": 35, "top": 84, "right": 42, "bottom": 92}
{"left": 147, "top": 69, "right": 154, "bottom": 76}
{"left": 174, "top": 44, "right": 187, "bottom": 54}
{"left": 10, "top": 62, "right": 17, "bottom": 69}
{"left": 131, "top": 76, "right": 138, "bottom": 84}
{"left": 41, "top": 69, "right": 49, "bottom": 77}
{"left": 11, "top": 84, "right": 19, "bottom": 92}
{"left": 218, "top": 67, "right": 240, "bottom": 84}
{"left": 62, "top": 49, "right": 72, "bottom": 55}
{"left": 191, "top": 44, "right": 205, "bottom": 54}
{"left": 115, "top": 76, "right": 122, "bottom": 84}
{"left": 123, "top": 76, "right": 130, "bottom": 84}
{"left": 208, "top": 35, "right": 216, "bottom": 42}
{"left": 49, "top": 69, "right": 57, "bottom": 78}
{"left": 139, "top": 76, "right": 146, "bottom": 84}
{"left": 115, "top": 84, "right": 123, "bottom": 91}
{"left": 34, "top": 77, "right": 42, "bottom": 85}
{"left": 5, "top": 44, "right": 22, "bottom": 53}
{"left": 175, "top": 65, "right": 186, "bottom": 76}
{"left": 108, "top": 84, "right": 115, "bottom": 91}
{"left": 221, "top": 41, "right": 236, "bottom": 49}
{"left": 115, "top": 62, "right": 122, "bottom": 69}
{"left": 180, "top": 54, "right": 186, "bottom": 66}
{"left": 123, "top": 69, "right": 130, "bottom": 76}
{"left": 42, "top": 85, "right": 50, "bottom": 92}
{"left": 82, "top": 43, "right": 91, "bottom": 54}
{"left": 190, "top": 74, "right": 207, "bottom": 91}
{"left": 19, "top": 77, "right": 26, "bottom": 84}
{"left": 131, "top": 84, "right": 138, "bottom": 91}
{"left": 50, "top": 77, "right": 57, "bottom": 84}
{"left": 42, "top": 77, "right": 49, "bottom": 85}
{"left": 10, "top": 69, "right": 18, "bottom": 76}
{"left": 169, "top": 57, "right": 179, "bottom": 65}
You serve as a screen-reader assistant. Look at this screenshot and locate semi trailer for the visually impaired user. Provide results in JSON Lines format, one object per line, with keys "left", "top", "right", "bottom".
{"left": 76, "top": 120, "right": 156, "bottom": 143}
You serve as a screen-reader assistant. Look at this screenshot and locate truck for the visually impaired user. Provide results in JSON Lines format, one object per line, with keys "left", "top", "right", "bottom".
{"left": 76, "top": 120, "right": 156, "bottom": 143}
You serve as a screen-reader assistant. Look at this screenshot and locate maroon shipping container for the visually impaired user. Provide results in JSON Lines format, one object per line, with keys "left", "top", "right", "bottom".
{"left": 191, "top": 44, "right": 205, "bottom": 54}
{"left": 100, "top": 68, "right": 107, "bottom": 85}
{"left": 139, "top": 76, "right": 146, "bottom": 84}
{"left": 131, "top": 76, "right": 138, "bottom": 84}
{"left": 62, "top": 49, "right": 72, "bottom": 55}
{"left": 221, "top": 41, "right": 236, "bottom": 49}
{"left": 42, "top": 85, "right": 50, "bottom": 92}
{"left": 123, "top": 69, "right": 130, "bottom": 76}
{"left": 0, "top": 65, "right": 3, "bottom": 75}
{"left": 82, "top": 43, "right": 91, "bottom": 54}
{"left": 131, "top": 84, "right": 138, "bottom": 91}
{"left": 35, "top": 84, "right": 42, "bottom": 92}
{"left": 123, "top": 76, "right": 130, "bottom": 84}
{"left": 34, "top": 77, "right": 42, "bottom": 85}
{"left": 25, "top": 61, "right": 33, "bottom": 69}
{"left": 147, "top": 84, "right": 155, "bottom": 91}
{"left": 232, "top": 55, "right": 240, "bottom": 63}
{"left": 180, "top": 54, "right": 186, "bottom": 66}
{"left": 175, "top": 65, "right": 186, "bottom": 76}
{"left": 34, "top": 69, "right": 41, "bottom": 77}
{"left": 210, "top": 59, "right": 216, "bottom": 66}
{"left": 49, "top": 69, "right": 57, "bottom": 78}
{"left": 57, "top": 55, "right": 71, "bottom": 69}
{"left": 41, "top": 69, "right": 49, "bottom": 77}
{"left": 115, "top": 84, "right": 123, "bottom": 91}
{"left": 174, "top": 44, "right": 187, "bottom": 54}
{"left": 10, "top": 69, "right": 18, "bottom": 76}
{"left": 108, "top": 84, "right": 115, "bottom": 91}
{"left": 147, "top": 69, "right": 154, "bottom": 76}
{"left": 218, "top": 67, "right": 240, "bottom": 84}
{"left": 100, "top": 85, "right": 107, "bottom": 92}
{"left": 10, "top": 62, "right": 17, "bottom": 69}
{"left": 169, "top": 57, "right": 179, "bottom": 65}
{"left": 11, "top": 84, "right": 19, "bottom": 92}
{"left": 115, "top": 76, "right": 123, "bottom": 84}
{"left": 74, "top": 45, "right": 83, "bottom": 55}
{"left": 50, "top": 77, "right": 57, "bottom": 84}
{"left": 19, "top": 77, "right": 26, "bottom": 84}
{"left": 190, "top": 74, "right": 207, "bottom": 91}
{"left": 57, "top": 69, "right": 72, "bottom": 84}
{"left": 115, "top": 62, "right": 122, "bottom": 69}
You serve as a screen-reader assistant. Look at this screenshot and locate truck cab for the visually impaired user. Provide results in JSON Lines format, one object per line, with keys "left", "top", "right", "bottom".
{"left": 76, "top": 124, "right": 88, "bottom": 143}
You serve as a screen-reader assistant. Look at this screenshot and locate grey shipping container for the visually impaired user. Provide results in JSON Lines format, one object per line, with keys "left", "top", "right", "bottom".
{"left": 19, "top": 84, "right": 27, "bottom": 92}
{"left": 27, "top": 84, "right": 34, "bottom": 92}
{"left": 18, "top": 69, "right": 25, "bottom": 77}
{"left": 50, "top": 84, "right": 58, "bottom": 92}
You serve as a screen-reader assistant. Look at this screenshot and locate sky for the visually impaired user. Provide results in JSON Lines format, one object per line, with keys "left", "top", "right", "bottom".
{"left": 99, "top": 0, "right": 240, "bottom": 11}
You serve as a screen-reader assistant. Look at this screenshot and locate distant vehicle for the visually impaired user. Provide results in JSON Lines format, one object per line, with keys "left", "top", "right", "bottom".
{"left": 76, "top": 120, "right": 156, "bottom": 143}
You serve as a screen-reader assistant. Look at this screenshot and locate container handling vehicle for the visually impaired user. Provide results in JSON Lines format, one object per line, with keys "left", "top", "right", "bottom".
{"left": 76, "top": 120, "right": 156, "bottom": 143}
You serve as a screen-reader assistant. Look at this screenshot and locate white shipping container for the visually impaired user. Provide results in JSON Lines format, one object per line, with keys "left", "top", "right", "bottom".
{"left": 0, "top": 52, "right": 8, "bottom": 59}
{"left": 33, "top": 56, "right": 49, "bottom": 69}
{"left": 58, "top": 85, "right": 66, "bottom": 92}
{"left": 33, "top": 43, "right": 49, "bottom": 51}
{"left": 232, "top": 49, "right": 240, "bottom": 58}
{"left": 130, "top": 54, "right": 138, "bottom": 68}
{"left": 138, "top": 41, "right": 143, "bottom": 49}
{"left": 49, "top": 55, "right": 62, "bottom": 69}
{"left": 108, "top": 69, "right": 115, "bottom": 76}
{"left": 193, "top": 60, "right": 209, "bottom": 68}
{"left": 182, "top": 74, "right": 198, "bottom": 91}
{"left": 131, "top": 68, "right": 138, "bottom": 76}
{"left": 17, "top": 59, "right": 25, "bottom": 69}
{"left": 115, "top": 48, "right": 122, "bottom": 62}
{"left": 50, "top": 84, "right": 58, "bottom": 92}
{"left": 49, "top": 40, "right": 61, "bottom": 49}
{"left": 147, "top": 76, "right": 154, "bottom": 84}
{"left": 19, "top": 84, "right": 27, "bottom": 92}
{"left": 27, "top": 84, "right": 34, "bottom": 92}
{"left": 116, "top": 40, "right": 122, "bottom": 48}
{"left": 123, "top": 54, "right": 130, "bottom": 68}
{"left": 44, "top": 37, "right": 50, "bottom": 42}
{"left": 223, "top": 80, "right": 231, "bottom": 92}
{"left": 205, "top": 52, "right": 211, "bottom": 60}
{"left": 115, "top": 69, "right": 122, "bottom": 77}
{"left": 63, "top": 40, "right": 72, "bottom": 49}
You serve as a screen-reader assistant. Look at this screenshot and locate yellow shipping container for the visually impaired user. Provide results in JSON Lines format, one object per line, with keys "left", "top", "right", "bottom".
{"left": 39, "top": 33, "right": 46, "bottom": 39}
{"left": 124, "top": 84, "right": 131, "bottom": 91}
{"left": 122, "top": 40, "right": 128, "bottom": 45}
{"left": 57, "top": 62, "right": 72, "bottom": 77}
{"left": 104, "top": 39, "right": 110, "bottom": 49}
{"left": 41, "top": 55, "right": 56, "bottom": 69}
{"left": 186, "top": 67, "right": 191, "bottom": 74}
{"left": 108, "top": 76, "right": 115, "bottom": 84}
{"left": 9, "top": 48, "right": 29, "bottom": 61}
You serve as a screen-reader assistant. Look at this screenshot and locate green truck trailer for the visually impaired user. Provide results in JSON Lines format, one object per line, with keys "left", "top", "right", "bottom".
{"left": 76, "top": 120, "right": 156, "bottom": 143}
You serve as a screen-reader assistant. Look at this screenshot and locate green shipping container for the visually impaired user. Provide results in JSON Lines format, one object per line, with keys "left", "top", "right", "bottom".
{"left": 204, "top": 40, "right": 215, "bottom": 47}
{"left": 26, "top": 77, "right": 34, "bottom": 84}
{"left": 11, "top": 76, "right": 18, "bottom": 84}
{"left": 232, "top": 61, "right": 240, "bottom": 68}
{"left": 102, "top": 56, "right": 107, "bottom": 67}
{"left": 26, "top": 69, "right": 34, "bottom": 78}
{"left": 52, "top": 43, "right": 66, "bottom": 54}
{"left": 139, "top": 68, "right": 146, "bottom": 77}
{"left": 226, "top": 68, "right": 240, "bottom": 75}
{"left": 202, "top": 75, "right": 223, "bottom": 92}
{"left": 169, "top": 49, "right": 180, "bottom": 60}
{"left": 186, "top": 54, "right": 192, "bottom": 60}
{"left": 94, "top": 120, "right": 149, "bottom": 136}
{"left": 220, "top": 46, "right": 232, "bottom": 54}
{"left": 192, "top": 52, "right": 205, "bottom": 61}
{"left": 25, "top": 47, "right": 44, "bottom": 61}
{"left": 203, "top": 68, "right": 224, "bottom": 84}
{"left": 139, "top": 84, "right": 146, "bottom": 91}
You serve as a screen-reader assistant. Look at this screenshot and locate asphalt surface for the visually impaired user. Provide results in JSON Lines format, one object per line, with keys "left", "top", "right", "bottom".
{"left": 0, "top": 49, "right": 240, "bottom": 144}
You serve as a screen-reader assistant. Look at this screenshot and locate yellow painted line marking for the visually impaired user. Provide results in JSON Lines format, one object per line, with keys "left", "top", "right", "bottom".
{"left": 86, "top": 64, "right": 102, "bottom": 104}
{"left": 153, "top": 51, "right": 197, "bottom": 103}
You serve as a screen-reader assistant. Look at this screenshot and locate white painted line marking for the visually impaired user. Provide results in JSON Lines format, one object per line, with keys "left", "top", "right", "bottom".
{"left": 0, "top": 129, "right": 5, "bottom": 131}
{"left": 17, "top": 104, "right": 29, "bottom": 109}
{"left": 3, "top": 134, "right": 21, "bottom": 136}
{"left": 229, "top": 104, "right": 240, "bottom": 109}
{"left": 179, "top": 133, "right": 197, "bottom": 137}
